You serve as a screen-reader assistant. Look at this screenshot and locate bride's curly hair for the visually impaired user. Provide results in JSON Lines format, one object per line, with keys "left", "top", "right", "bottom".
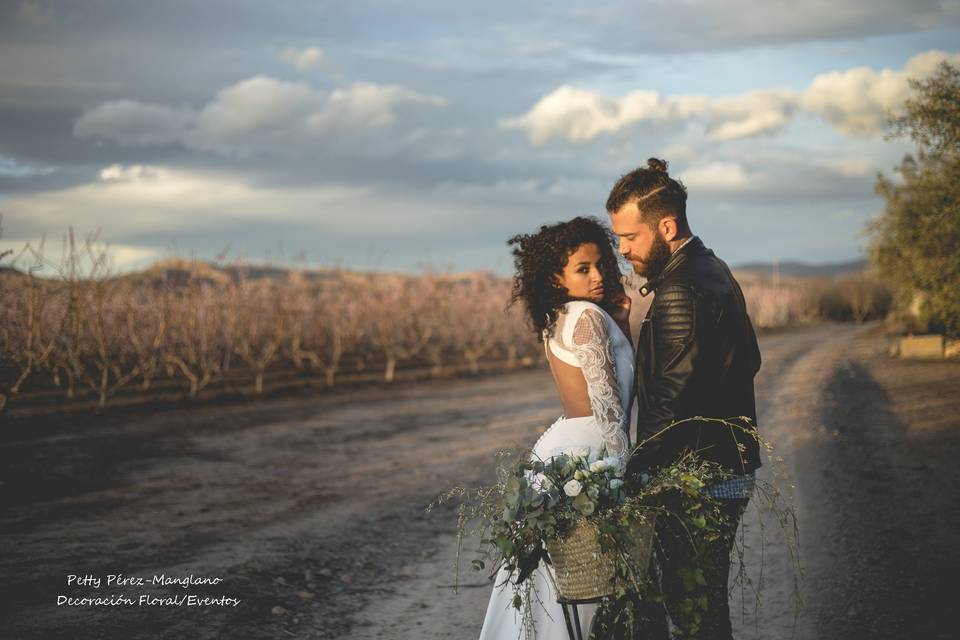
{"left": 507, "top": 216, "right": 625, "bottom": 340}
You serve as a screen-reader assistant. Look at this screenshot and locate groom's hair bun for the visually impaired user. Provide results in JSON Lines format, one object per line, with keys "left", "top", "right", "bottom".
{"left": 646, "top": 157, "right": 668, "bottom": 173}
{"left": 606, "top": 157, "right": 689, "bottom": 233}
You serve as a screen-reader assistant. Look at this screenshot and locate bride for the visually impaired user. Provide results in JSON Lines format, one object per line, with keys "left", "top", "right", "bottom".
{"left": 478, "top": 216, "right": 635, "bottom": 640}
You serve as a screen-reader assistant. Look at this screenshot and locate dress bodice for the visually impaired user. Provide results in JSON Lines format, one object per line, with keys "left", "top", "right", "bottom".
{"left": 540, "top": 300, "right": 635, "bottom": 465}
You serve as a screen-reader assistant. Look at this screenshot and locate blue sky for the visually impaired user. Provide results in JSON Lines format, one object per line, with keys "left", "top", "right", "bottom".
{"left": 1, "top": 1, "right": 958, "bottom": 275}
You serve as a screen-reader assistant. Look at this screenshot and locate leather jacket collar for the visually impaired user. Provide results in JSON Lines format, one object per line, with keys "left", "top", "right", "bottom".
{"left": 638, "top": 235, "right": 704, "bottom": 297}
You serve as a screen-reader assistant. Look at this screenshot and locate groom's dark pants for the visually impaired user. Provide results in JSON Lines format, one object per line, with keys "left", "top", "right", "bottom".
{"left": 633, "top": 497, "right": 749, "bottom": 640}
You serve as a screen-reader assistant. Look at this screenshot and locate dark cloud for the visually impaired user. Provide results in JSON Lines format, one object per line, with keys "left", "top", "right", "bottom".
{"left": 563, "top": 0, "right": 960, "bottom": 54}
{"left": 1, "top": 0, "right": 956, "bottom": 270}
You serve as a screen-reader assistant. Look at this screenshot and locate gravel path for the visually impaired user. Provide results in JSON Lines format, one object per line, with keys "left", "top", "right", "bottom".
{"left": 1, "top": 322, "right": 957, "bottom": 639}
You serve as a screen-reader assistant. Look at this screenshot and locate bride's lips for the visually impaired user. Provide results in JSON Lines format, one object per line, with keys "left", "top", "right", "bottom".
{"left": 590, "top": 287, "right": 604, "bottom": 296}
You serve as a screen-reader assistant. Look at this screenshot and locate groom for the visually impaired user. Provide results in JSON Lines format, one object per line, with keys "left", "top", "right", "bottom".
{"left": 606, "top": 158, "right": 763, "bottom": 639}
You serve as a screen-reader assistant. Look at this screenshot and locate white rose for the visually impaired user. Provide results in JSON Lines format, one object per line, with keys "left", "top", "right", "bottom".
{"left": 590, "top": 459, "right": 610, "bottom": 473}
{"left": 563, "top": 480, "right": 583, "bottom": 497}
{"left": 604, "top": 456, "right": 620, "bottom": 470}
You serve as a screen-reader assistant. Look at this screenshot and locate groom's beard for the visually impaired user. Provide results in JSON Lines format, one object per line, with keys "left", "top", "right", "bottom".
{"left": 633, "top": 232, "right": 672, "bottom": 279}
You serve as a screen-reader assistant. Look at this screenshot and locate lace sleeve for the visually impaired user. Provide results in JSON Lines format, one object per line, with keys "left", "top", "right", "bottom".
{"left": 571, "top": 308, "right": 629, "bottom": 471}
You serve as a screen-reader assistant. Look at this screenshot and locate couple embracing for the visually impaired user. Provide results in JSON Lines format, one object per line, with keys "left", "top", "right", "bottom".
{"left": 478, "top": 158, "right": 763, "bottom": 640}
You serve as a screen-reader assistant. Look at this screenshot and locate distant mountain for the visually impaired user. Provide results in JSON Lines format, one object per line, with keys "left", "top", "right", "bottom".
{"left": 103, "top": 258, "right": 506, "bottom": 290}
{"left": 4, "top": 254, "right": 874, "bottom": 286}
{"left": 0, "top": 256, "right": 511, "bottom": 288}
{"left": 733, "top": 258, "right": 870, "bottom": 279}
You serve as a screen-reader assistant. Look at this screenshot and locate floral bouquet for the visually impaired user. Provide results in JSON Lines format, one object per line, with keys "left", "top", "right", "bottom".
{"left": 491, "top": 449, "right": 636, "bottom": 598}
{"left": 431, "top": 444, "right": 734, "bottom": 637}
{"left": 429, "top": 417, "right": 796, "bottom": 639}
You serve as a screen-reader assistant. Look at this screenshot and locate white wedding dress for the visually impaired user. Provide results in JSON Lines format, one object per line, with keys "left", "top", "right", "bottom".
{"left": 478, "top": 300, "right": 635, "bottom": 640}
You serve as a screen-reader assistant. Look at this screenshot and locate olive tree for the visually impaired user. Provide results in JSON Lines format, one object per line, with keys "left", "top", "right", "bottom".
{"left": 870, "top": 60, "right": 960, "bottom": 337}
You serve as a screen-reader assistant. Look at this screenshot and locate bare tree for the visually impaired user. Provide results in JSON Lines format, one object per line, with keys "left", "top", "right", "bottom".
{"left": 163, "top": 279, "right": 224, "bottom": 398}
{"left": 367, "top": 273, "right": 434, "bottom": 383}
{"left": 126, "top": 289, "right": 169, "bottom": 391}
{"left": 0, "top": 260, "right": 56, "bottom": 411}
{"left": 449, "top": 274, "right": 504, "bottom": 374}
{"left": 231, "top": 275, "right": 287, "bottom": 395}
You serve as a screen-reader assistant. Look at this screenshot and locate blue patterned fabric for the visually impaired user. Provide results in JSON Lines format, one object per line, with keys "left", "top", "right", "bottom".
{"left": 704, "top": 473, "right": 756, "bottom": 500}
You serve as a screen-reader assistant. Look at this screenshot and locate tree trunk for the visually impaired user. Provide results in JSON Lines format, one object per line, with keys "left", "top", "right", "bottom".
{"left": 140, "top": 368, "right": 153, "bottom": 391}
{"left": 66, "top": 371, "right": 75, "bottom": 399}
{"left": 98, "top": 366, "right": 109, "bottom": 408}
{"left": 466, "top": 351, "right": 480, "bottom": 374}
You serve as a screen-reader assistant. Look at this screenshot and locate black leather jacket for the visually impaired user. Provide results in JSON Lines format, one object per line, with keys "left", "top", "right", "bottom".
{"left": 627, "top": 236, "right": 763, "bottom": 480}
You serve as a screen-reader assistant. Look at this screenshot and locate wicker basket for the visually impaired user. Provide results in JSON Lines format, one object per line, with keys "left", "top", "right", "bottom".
{"left": 545, "top": 514, "right": 657, "bottom": 603}
{"left": 546, "top": 520, "right": 616, "bottom": 601}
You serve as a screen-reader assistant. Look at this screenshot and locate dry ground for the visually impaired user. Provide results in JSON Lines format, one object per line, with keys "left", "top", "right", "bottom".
{"left": 1, "top": 322, "right": 958, "bottom": 639}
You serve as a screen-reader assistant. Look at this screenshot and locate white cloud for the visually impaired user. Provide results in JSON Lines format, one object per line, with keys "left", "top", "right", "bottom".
{"left": 107, "top": 243, "right": 162, "bottom": 271}
{"left": 667, "top": 145, "right": 891, "bottom": 201}
{"left": 74, "top": 75, "right": 446, "bottom": 155}
{"left": 99, "top": 164, "right": 162, "bottom": 181}
{"left": 501, "top": 87, "right": 798, "bottom": 144}
{"left": 1, "top": 163, "right": 528, "bottom": 271}
{"left": 4, "top": 164, "right": 370, "bottom": 235}
{"left": 278, "top": 46, "right": 325, "bottom": 70}
{"left": 196, "top": 75, "right": 319, "bottom": 139}
{"left": 0, "top": 236, "right": 162, "bottom": 275}
{"left": 800, "top": 49, "right": 960, "bottom": 135}
{"left": 694, "top": 90, "right": 796, "bottom": 140}
{"left": 74, "top": 100, "right": 193, "bottom": 146}
{"left": 503, "top": 50, "right": 960, "bottom": 144}
{"left": 307, "top": 82, "right": 447, "bottom": 134}
{"left": 499, "top": 86, "right": 661, "bottom": 144}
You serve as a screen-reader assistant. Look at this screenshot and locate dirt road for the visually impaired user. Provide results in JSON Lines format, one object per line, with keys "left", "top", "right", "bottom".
{"left": 1, "top": 322, "right": 957, "bottom": 639}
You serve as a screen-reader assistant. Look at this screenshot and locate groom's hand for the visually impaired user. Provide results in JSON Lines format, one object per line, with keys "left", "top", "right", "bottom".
{"left": 623, "top": 453, "right": 648, "bottom": 494}
{"left": 611, "top": 292, "right": 631, "bottom": 321}
{"left": 610, "top": 290, "right": 632, "bottom": 340}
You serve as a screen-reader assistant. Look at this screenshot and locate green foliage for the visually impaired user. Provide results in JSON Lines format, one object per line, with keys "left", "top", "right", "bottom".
{"left": 870, "top": 61, "right": 960, "bottom": 338}
{"left": 428, "top": 416, "right": 800, "bottom": 639}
